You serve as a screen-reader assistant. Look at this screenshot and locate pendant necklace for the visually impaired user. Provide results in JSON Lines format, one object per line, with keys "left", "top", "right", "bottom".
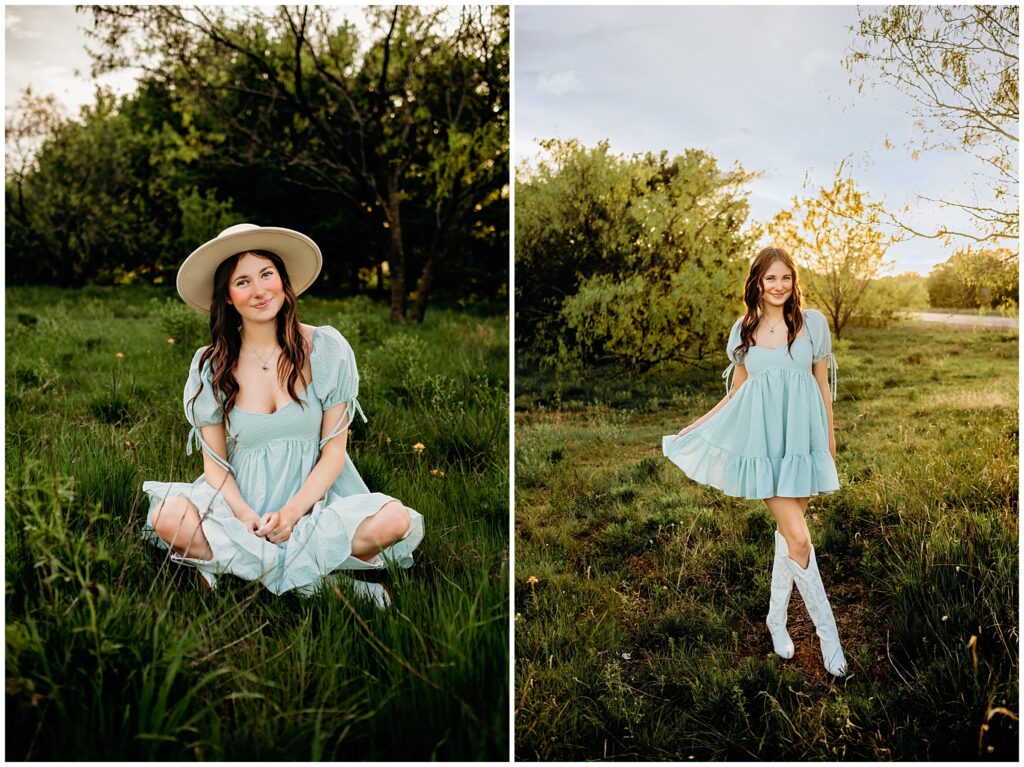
{"left": 243, "top": 339, "right": 279, "bottom": 372}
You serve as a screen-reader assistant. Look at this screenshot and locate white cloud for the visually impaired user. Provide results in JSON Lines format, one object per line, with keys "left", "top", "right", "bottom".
{"left": 6, "top": 12, "right": 40, "bottom": 39}
{"left": 537, "top": 70, "right": 582, "bottom": 97}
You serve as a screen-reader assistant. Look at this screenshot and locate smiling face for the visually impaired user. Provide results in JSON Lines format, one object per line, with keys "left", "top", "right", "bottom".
{"left": 227, "top": 252, "right": 284, "bottom": 323}
{"left": 760, "top": 259, "right": 794, "bottom": 309}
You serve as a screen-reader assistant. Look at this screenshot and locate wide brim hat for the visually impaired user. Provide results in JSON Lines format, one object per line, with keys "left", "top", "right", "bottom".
{"left": 176, "top": 223, "right": 323, "bottom": 313}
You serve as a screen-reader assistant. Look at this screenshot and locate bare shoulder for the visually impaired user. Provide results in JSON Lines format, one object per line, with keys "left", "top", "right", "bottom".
{"left": 299, "top": 323, "right": 316, "bottom": 349}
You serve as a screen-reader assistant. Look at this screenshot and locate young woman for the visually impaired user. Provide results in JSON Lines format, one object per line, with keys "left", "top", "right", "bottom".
{"left": 142, "top": 223, "right": 424, "bottom": 604}
{"left": 661, "top": 246, "right": 846, "bottom": 676}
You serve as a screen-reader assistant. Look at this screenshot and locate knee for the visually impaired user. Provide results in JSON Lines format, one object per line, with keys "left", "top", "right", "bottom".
{"left": 152, "top": 496, "right": 193, "bottom": 542}
{"left": 372, "top": 501, "right": 411, "bottom": 546}
{"left": 785, "top": 530, "right": 812, "bottom": 563}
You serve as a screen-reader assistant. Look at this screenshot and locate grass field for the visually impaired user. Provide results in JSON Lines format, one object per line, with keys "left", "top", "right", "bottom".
{"left": 515, "top": 321, "right": 1018, "bottom": 760}
{"left": 5, "top": 285, "right": 509, "bottom": 760}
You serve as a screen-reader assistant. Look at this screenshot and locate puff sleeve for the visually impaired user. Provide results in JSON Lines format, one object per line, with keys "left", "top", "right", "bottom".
{"left": 809, "top": 310, "right": 838, "bottom": 402}
{"left": 722, "top": 318, "right": 744, "bottom": 398}
{"left": 310, "top": 325, "right": 367, "bottom": 449}
{"left": 183, "top": 348, "right": 235, "bottom": 474}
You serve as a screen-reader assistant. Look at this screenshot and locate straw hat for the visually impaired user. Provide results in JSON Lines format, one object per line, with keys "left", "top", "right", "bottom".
{"left": 176, "top": 223, "right": 323, "bottom": 313}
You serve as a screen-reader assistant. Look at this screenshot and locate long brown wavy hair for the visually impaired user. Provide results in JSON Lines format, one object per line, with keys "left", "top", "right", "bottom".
{"left": 188, "top": 249, "right": 309, "bottom": 425}
{"left": 733, "top": 246, "right": 805, "bottom": 362}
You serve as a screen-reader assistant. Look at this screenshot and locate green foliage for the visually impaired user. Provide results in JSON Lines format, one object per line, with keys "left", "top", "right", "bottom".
{"left": 516, "top": 139, "right": 757, "bottom": 368}
{"left": 850, "top": 273, "right": 930, "bottom": 328}
{"left": 6, "top": 88, "right": 176, "bottom": 284}
{"left": 515, "top": 139, "right": 637, "bottom": 355}
{"left": 177, "top": 187, "right": 239, "bottom": 248}
{"left": 7, "top": 7, "right": 509, "bottom": 318}
{"left": 515, "top": 323, "right": 1018, "bottom": 760}
{"left": 5, "top": 286, "right": 508, "bottom": 760}
{"left": 927, "top": 258, "right": 971, "bottom": 309}
{"left": 152, "top": 297, "right": 209, "bottom": 351}
{"left": 79, "top": 5, "right": 509, "bottom": 320}
{"left": 927, "top": 247, "right": 1019, "bottom": 312}
{"left": 769, "top": 171, "right": 896, "bottom": 340}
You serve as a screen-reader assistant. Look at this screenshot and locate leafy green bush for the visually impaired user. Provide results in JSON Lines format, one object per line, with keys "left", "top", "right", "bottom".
{"left": 153, "top": 297, "right": 208, "bottom": 350}
{"left": 516, "top": 139, "right": 757, "bottom": 368}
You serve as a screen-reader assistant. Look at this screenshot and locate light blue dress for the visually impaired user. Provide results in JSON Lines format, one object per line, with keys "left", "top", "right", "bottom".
{"left": 662, "top": 308, "right": 840, "bottom": 500}
{"left": 142, "top": 325, "right": 424, "bottom": 595}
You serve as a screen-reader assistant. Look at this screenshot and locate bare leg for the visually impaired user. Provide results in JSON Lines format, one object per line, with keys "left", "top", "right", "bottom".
{"left": 766, "top": 495, "right": 847, "bottom": 675}
{"left": 152, "top": 496, "right": 213, "bottom": 560}
{"left": 351, "top": 500, "right": 411, "bottom": 561}
{"left": 763, "top": 496, "right": 811, "bottom": 567}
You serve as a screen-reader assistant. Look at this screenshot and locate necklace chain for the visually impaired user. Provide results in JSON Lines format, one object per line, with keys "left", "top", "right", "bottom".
{"left": 242, "top": 338, "right": 280, "bottom": 372}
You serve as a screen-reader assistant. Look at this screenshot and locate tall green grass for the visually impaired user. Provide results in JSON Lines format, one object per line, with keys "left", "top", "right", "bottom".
{"left": 515, "top": 322, "right": 1018, "bottom": 760}
{"left": 5, "top": 285, "right": 508, "bottom": 760}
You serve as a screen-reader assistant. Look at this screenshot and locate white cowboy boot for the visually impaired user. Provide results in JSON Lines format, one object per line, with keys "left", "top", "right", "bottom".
{"left": 766, "top": 530, "right": 795, "bottom": 659}
{"left": 338, "top": 576, "right": 392, "bottom": 609}
{"left": 784, "top": 546, "right": 848, "bottom": 676}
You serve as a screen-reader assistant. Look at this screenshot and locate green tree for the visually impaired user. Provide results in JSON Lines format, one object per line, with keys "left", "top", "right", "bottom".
{"left": 517, "top": 140, "right": 757, "bottom": 369}
{"left": 953, "top": 246, "right": 1018, "bottom": 311}
{"left": 86, "top": 5, "right": 508, "bottom": 322}
{"left": 5, "top": 89, "right": 67, "bottom": 229}
{"left": 515, "top": 139, "right": 638, "bottom": 359}
{"left": 852, "top": 272, "right": 930, "bottom": 327}
{"left": 927, "top": 246, "right": 1019, "bottom": 311}
{"left": 768, "top": 169, "right": 896, "bottom": 339}
{"left": 926, "top": 259, "right": 972, "bottom": 309}
{"left": 5, "top": 87, "right": 175, "bottom": 284}
{"left": 845, "top": 5, "right": 1018, "bottom": 251}
{"left": 177, "top": 187, "right": 240, "bottom": 252}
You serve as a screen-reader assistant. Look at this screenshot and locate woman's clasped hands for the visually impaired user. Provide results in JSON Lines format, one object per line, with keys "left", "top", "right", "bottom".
{"left": 236, "top": 507, "right": 299, "bottom": 544}
{"left": 256, "top": 510, "right": 299, "bottom": 544}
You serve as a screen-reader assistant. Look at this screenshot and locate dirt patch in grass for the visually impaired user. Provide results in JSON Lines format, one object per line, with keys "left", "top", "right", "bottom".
{"left": 738, "top": 555, "right": 892, "bottom": 686}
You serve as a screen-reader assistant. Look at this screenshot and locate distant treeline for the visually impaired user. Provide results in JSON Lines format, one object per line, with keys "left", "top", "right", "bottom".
{"left": 515, "top": 139, "right": 1017, "bottom": 370}
{"left": 6, "top": 6, "right": 509, "bottom": 322}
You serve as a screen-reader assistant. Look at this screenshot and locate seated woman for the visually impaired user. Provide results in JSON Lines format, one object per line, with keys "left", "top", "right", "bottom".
{"left": 142, "top": 223, "right": 424, "bottom": 605}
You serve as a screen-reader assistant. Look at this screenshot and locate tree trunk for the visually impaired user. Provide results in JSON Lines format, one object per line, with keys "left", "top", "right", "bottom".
{"left": 411, "top": 245, "right": 439, "bottom": 323}
{"left": 349, "top": 253, "right": 359, "bottom": 296}
{"left": 374, "top": 227, "right": 387, "bottom": 300}
{"left": 385, "top": 189, "right": 406, "bottom": 322}
{"left": 411, "top": 197, "right": 459, "bottom": 323}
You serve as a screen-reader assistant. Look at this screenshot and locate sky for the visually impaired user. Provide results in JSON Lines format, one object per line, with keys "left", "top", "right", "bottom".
{"left": 5, "top": 6, "right": 139, "bottom": 116}
{"left": 515, "top": 5, "right": 1011, "bottom": 276}
{"left": 4, "top": 5, "right": 383, "bottom": 117}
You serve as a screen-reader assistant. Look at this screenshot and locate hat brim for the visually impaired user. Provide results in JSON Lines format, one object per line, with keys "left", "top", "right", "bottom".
{"left": 176, "top": 227, "right": 323, "bottom": 314}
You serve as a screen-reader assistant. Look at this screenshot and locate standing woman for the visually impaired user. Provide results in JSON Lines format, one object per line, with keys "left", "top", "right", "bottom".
{"left": 661, "top": 246, "right": 846, "bottom": 676}
{"left": 142, "top": 223, "right": 424, "bottom": 603}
